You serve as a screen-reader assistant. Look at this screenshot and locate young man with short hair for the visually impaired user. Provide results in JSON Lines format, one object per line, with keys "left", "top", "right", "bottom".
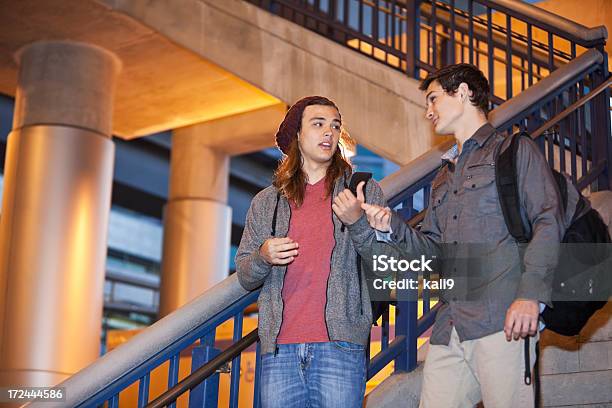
{"left": 236, "top": 96, "right": 387, "bottom": 407}
{"left": 363, "top": 64, "right": 565, "bottom": 407}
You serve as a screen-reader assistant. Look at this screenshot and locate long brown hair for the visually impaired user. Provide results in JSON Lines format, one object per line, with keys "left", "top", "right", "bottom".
{"left": 273, "top": 96, "right": 352, "bottom": 207}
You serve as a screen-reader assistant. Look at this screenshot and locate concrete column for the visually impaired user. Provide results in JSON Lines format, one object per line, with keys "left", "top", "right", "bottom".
{"left": 0, "top": 41, "right": 121, "bottom": 388}
{"left": 159, "top": 128, "right": 232, "bottom": 317}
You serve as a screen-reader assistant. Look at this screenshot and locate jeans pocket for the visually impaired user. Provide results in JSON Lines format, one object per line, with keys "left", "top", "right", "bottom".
{"left": 333, "top": 341, "right": 365, "bottom": 353}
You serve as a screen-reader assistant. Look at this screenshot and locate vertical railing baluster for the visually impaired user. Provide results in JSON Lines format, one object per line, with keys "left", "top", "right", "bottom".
{"left": 545, "top": 101, "right": 555, "bottom": 168}
{"left": 394, "top": 300, "right": 418, "bottom": 372}
{"left": 138, "top": 373, "right": 151, "bottom": 408}
{"left": 167, "top": 353, "right": 180, "bottom": 408}
{"left": 527, "top": 23, "right": 534, "bottom": 86}
{"left": 406, "top": 0, "right": 421, "bottom": 78}
{"left": 343, "top": 0, "right": 349, "bottom": 28}
{"left": 450, "top": 0, "right": 456, "bottom": 64}
{"left": 548, "top": 32, "right": 555, "bottom": 74}
{"left": 559, "top": 96, "right": 567, "bottom": 175}
{"left": 373, "top": 0, "right": 380, "bottom": 43}
{"left": 382, "top": 306, "right": 390, "bottom": 351}
{"left": 559, "top": 127, "right": 566, "bottom": 175}
{"left": 520, "top": 58, "right": 525, "bottom": 91}
{"left": 487, "top": 7, "right": 494, "bottom": 100}
{"left": 108, "top": 393, "right": 120, "bottom": 408}
{"left": 505, "top": 14, "right": 513, "bottom": 100}
{"left": 189, "top": 331, "right": 219, "bottom": 408}
{"left": 358, "top": 0, "right": 364, "bottom": 36}
{"left": 229, "top": 313, "right": 245, "bottom": 408}
{"left": 468, "top": 0, "right": 474, "bottom": 65}
{"left": 253, "top": 342, "right": 263, "bottom": 408}
{"left": 579, "top": 79, "right": 588, "bottom": 179}
{"left": 327, "top": 0, "right": 336, "bottom": 39}
{"left": 431, "top": 0, "right": 437, "bottom": 68}
{"left": 384, "top": 0, "right": 389, "bottom": 47}
{"left": 391, "top": 0, "right": 397, "bottom": 50}
{"left": 547, "top": 115, "right": 555, "bottom": 168}
{"left": 590, "top": 55, "right": 611, "bottom": 190}
{"left": 423, "top": 184, "right": 431, "bottom": 208}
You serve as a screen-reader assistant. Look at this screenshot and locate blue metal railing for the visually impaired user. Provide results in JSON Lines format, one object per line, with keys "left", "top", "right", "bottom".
{"left": 48, "top": 3, "right": 611, "bottom": 407}
{"left": 79, "top": 289, "right": 261, "bottom": 407}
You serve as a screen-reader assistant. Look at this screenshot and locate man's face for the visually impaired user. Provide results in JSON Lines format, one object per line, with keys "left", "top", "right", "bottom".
{"left": 424, "top": 80, "right": 464, "bottom": 135}
{"left": 298, "top": 104, "right": 342, "bottom": 165}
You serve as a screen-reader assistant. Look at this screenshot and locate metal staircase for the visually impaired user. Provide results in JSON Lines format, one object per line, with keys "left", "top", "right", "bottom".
{"left": 31, "top": 1, "right": 611, "bottom": 407}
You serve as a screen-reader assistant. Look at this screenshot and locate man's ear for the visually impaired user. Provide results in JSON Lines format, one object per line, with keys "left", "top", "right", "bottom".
{"left": 458, "top": 82, "right": 470, "bottom": 102}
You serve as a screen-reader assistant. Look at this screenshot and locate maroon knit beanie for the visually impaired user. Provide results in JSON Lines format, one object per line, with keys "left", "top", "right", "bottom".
{"left": 275, "top": 96, "right": 340, "bottom": 155}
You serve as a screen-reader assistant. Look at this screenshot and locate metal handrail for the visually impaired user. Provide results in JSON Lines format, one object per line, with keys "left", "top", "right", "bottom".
{"left": 532, "top": 75, "right": 612, "bottom": 139}
{"left": 380, "top": 48, "right": 605, "bottom": 200}
{"left": 29, "top": 276, "right": 258, "bottom": 407}
{"left": 479, "top": 0, "right": 607, "bottom": 46}
{"left": 146, "top": 330, "right": 259, "bottom": 408}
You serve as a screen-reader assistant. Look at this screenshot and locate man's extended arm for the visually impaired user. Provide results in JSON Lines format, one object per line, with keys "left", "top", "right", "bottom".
{"left": 362, "top": 192, "right": 443, "bottom": 260}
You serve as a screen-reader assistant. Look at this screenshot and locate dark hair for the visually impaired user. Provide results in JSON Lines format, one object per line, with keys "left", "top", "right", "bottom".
{"left": 419, "top": 64, "right": 490, "bottom": 115}
{"left": 273, "top": 96, "right": 351, "bottom": 207}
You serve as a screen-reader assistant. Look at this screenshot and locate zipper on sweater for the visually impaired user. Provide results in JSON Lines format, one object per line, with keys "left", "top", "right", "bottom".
{"left": 357, "top": 256, "right": 364, "bottom": 315}
{"left": 272, "top": 194, "right": 290, "bottom": 353}
{"left": 323, "top": 176, "right": 349, "bottom": 341}
{"left": 323, "top": 197, "right": 335, "bottom": 341}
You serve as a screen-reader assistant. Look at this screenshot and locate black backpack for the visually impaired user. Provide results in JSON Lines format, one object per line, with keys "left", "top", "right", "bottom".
{"left": 495, "top": 131, "right": 611, "bottom": 336}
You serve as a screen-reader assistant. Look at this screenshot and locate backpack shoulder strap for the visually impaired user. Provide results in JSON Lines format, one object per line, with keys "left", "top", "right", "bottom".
{"left": 271, "top": 192, "right": 281, "bottom": 237}
{"left": 495, "top": 132, "right": 530, "bottom": 244}
{"left": 551, "top": 170, "right": 569, "bottom": 213}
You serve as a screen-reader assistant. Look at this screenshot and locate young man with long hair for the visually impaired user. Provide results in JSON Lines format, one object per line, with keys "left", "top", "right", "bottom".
{"left": 236, "top": 96, "right": 387, "bottom": 407}
{"left": 362, "top": 64, "right": 564, "bottom": 407}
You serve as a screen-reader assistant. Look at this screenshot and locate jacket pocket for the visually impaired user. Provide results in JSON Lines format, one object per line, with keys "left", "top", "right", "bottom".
{"left": 462, "top": 174, "right": 498, "bottom": 215}
{"left": 467, "top": 161, "right": 495, "bottom": 170}
{"left": 430, "top": 184, "right": 449, "bottom": 208}
{"left": 463, "top": 174, "right": 495, "bottom": 190}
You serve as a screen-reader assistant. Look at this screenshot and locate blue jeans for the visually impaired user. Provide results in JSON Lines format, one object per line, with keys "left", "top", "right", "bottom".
{"left": 260, "top": 342, "right": 367, "bottom": 408}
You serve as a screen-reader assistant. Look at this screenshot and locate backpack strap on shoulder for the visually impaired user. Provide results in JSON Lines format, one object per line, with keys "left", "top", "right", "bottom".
{"left": 495, "top": 132, "right": 530, "bottom": 244}
{"left": 271, "top": 192, "right": 280, "bottom": 237}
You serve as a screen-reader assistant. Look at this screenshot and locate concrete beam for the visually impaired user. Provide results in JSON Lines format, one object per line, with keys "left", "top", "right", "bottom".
{"left": 174, "top": 103, "right": 287, "bottom": 156}
{"left": 102, "top": 0, "right": 446, "bottom": 165}
{"left": 0, "top": 0, "right": 281, "bottom": 139}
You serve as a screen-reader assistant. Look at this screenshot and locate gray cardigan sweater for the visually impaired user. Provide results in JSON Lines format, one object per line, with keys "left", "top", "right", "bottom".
{"left": 236, "top": 173, "right": 387, "bottom": 355}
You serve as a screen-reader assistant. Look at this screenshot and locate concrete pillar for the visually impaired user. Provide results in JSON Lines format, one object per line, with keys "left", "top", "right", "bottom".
{"left": 0, "top": 41, "right": 121, "bottom": 387}
{"left": 159, "top": 128, "right": 232, "bottom": 317}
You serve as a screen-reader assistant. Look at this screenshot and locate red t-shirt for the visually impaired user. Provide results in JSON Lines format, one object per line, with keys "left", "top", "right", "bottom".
{"left": 276, "top": 178, "right": 335, "bottom": 344}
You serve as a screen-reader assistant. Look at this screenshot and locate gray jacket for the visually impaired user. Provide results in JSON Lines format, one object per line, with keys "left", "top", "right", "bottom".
{"left": 236, "top": 173, "right": 387, "bottom": 355}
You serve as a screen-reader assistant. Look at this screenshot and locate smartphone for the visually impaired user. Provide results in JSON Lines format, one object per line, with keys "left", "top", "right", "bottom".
{"left": 349, "top": 172, "right": 372, "bottom": 196}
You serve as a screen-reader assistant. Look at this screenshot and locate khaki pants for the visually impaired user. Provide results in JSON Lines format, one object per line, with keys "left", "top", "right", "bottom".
{"left": 419, "top": 328, "right": 538, "bottom": 408}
